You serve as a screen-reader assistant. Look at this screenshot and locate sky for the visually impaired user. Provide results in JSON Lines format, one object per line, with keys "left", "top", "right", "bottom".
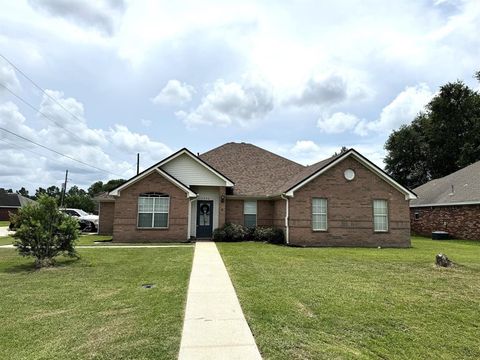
{"left": 0, "top": 0, "right": 479, "bottom": 193}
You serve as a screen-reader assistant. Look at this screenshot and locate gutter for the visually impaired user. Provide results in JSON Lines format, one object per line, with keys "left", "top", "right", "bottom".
{"left": 280, "top": 194, "right": 290, "bottom": 245}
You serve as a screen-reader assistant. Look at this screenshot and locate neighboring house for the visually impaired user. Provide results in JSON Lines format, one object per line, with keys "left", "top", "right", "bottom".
{"left": 0, "top": 193, "right": 35, "bottom": 221}
{"left": 98, "top": 143, "right": 416, "bottom": 247}
{"left": 410, "top": 160, "right": 480, "bottom": 240}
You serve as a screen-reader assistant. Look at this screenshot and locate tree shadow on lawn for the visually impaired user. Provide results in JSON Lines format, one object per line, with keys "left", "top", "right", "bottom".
{"left": 3, "top": 257, "right": 80, "bottom": 274}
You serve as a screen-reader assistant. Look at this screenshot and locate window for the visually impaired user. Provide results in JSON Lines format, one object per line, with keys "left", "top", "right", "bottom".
{"left": 312, "top": 198, "right": 327, "bottom": 231}
{"left": 244, "top": 200, "right": 257, "bottom": 228}
{"left": 373, "top": 200, "right": 388, "bottom": 232}
{"left": 414, "top": 212, "right": 420, "bottom": 220}
{"left": 138, "top": 192, "right": 169, "bottom": 228}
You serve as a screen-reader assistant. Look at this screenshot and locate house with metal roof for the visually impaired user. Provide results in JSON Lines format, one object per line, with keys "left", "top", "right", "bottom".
{"left": 98, "top": 142, "right": 416, "bottom": 247}
{"left": 410, "top": 160, "right": 480, "bottom": 240}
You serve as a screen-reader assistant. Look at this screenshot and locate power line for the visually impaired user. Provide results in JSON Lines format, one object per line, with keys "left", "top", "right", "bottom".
{"left": 0, "top": 53, "right": 88, "bottom": 131}
{"left": 0, "top": 53, "right": 136, "bottom": 172}
{"left": 0, "top": 127, "right": 126, "bottom": 177}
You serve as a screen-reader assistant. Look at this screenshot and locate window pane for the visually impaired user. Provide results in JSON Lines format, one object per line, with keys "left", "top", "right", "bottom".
{"left": 312, "top": 214, "right": 327, "bottom": 230}
{"left": 244, "top": 201, "right": 257, "bottom": 215}
{"left": 154, "top": 213, "right": 168, "bottom": 228}
{"left": 154, "top": 197, "right": 169, "bottom": 213}
{"left": 139, "top": 197, "right": 154, "bottom": 212}
{"left": 138, "top": 213, "right": 152, "bottom": 227}
{"left": 244, "top": 214, "right": 256, "bottom": 228}
{"left": 312, "top": 198, "right": 326, "bottom": 214}
{"left": 373, "top": 200, "right": 388, "bottom": 231}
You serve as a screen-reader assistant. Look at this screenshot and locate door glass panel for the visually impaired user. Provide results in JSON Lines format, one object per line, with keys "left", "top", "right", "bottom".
{"left": 199, "top": 203, "right": 210, "bottom": 226}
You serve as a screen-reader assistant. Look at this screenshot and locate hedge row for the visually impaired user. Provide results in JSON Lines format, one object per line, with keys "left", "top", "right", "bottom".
{"left": 213, "top": 223, "right": 285, "bottom": 244}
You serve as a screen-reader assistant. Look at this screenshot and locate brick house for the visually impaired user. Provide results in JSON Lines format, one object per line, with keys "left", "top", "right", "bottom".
{"left": 0, "top": 193, "right": 35, "bottom": 221}
{"left": 410, "top": 160, "right": 480, "bottom": 240}
{"left": 98, "top": 143, "right": 416, "bottom": 247}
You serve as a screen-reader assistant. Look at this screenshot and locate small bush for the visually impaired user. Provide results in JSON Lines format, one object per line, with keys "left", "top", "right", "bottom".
{"left": 213, "top": 223, "right": 246, "bottom": 242}
{"left": 254, "top": 227, "right": 285, "bottom": 244}
{"left": 213, "top": 223, "right": 285, "bottom": 244}
{"left": 12, "top": 195, "right": 80, "bottom": 268}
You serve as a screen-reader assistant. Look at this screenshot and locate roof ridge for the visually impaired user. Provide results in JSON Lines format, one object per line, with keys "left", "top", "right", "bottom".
{"left": 201, "top": 142, "right": 306, "bottom": 168}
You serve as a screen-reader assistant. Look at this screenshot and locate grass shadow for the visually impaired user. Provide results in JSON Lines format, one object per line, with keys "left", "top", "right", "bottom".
{"left": 3, "top": 257, "right": 80, "bottom": 274}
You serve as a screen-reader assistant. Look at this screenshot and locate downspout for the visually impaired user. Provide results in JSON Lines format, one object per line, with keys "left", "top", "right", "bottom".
{"left": 281, "top": 194, "right": 290, "bottom": 245}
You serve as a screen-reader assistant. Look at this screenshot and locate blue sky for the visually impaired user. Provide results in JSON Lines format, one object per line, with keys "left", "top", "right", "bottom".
{"left": 0, "top": 0, "right": 479, "bottom": 192}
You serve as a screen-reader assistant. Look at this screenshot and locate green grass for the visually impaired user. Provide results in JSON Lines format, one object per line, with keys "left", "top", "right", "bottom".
{"left": 0, "top": 246, "right": 194, "bottom": 359}
{"left": 0, "top": 236, "right": 13, "bottom": 245}
{"left": 218, "top": 237, "right": 480, "bottom": 360}
{"left": 0, "top": 220, "right": 10, "bottom": 227}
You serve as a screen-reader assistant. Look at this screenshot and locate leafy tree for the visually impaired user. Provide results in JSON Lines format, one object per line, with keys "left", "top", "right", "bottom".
{"left": 35, "top": 185, "right": 61, "bottom": 201}
{"left": 103, "top": 179, "right": 127, "bottom": 193}
{"left": 64, "top": 185, "right": 95, "bottom": 213}
{"left": 88, "top": 181, "right": 104, "bottom": 197}
{"left": 0, "top": 188, "right": 13, "bottom": 194}
{"left": 12, "top": 195, "right": 79, "bottom": 268}
{"left": 16, "top": 187, "right": 30, "bottom": 198}
{"left": 385, "top": 78, "right": 480, "bottom": 188}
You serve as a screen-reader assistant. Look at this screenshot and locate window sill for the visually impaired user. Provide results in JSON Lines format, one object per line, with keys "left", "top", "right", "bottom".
{"left": 312, "top": 229, "right": 328, "bottom": 232}
{"left": 137, "top": 227, "right": 169, "bottom": 230}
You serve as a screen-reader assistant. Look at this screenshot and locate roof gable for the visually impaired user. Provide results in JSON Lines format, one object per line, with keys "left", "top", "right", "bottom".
{"left": 160, "top": 150, "right": 234, "bottom": 187}
{"left": 285, "top": 149, "right": 417, "bottom": 200}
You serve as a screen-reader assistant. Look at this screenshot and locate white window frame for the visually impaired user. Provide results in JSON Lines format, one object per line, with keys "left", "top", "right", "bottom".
{"left": 243, "top": 200, "right": 257, "bottom": 228}
{"left": 373, "top": 199, "right": 388, "bottom": 232}
{"left": 312, "top": 198, "right": 327, "bottom": 231}
{"left": 137, "top": 193, "right": 170, "bottom": 229}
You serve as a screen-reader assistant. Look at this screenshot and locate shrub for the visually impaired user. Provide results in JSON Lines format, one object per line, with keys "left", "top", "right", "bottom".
{"left": 254, "top": 227, "right": 285, "bottom": 244}
{"left": 213, "top": 223, "right": 246, "bottom": 242}
{"left": 12, "top": 195, "right": 80, "bottom": 268}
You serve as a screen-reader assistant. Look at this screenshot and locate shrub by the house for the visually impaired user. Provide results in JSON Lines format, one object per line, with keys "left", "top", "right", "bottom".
{"left": 12, "top": 195, "right": 80, "bottom": 268}
{"left": 213, "top": 223, "right": 285, "bottom": 244}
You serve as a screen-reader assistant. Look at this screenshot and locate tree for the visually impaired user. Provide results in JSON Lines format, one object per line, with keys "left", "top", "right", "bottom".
{"left": 34, "top": 185, "right": 61, "bottom": 201}
{"left": 88, "top": 181, "right": 104, "bottom": 197}
{"left": 0, "top": 188, "right": 13, "bottom": 194}
{"left": 385, "top": 78, "right": 480, "bottom": 188}
{"left": 12, "top": 195, "right": 79, "bottom": 268}
{"left": 64, "top": 185, "right": 95, "bottom": 213}
{"left": 16, "top": 187, "right": 30, "bottom": 198}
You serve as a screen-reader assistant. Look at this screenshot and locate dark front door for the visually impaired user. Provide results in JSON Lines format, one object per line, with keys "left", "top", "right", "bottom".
{"left": 197, "top": 200, "right": 213, "bottom": 238}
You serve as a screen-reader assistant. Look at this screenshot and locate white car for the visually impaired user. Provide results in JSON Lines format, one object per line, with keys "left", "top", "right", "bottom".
{"left": 60, "top": 208, "right": 99, "bottom": 232}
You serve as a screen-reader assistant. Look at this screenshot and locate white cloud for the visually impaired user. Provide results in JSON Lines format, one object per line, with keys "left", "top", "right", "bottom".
{"left": 317, "top": 112, "right": 360, "bottom": 134}
{"left": 355, "top": 83, "right": 434, "bottom": 136}
{"left": 27, "top": 0, "right": 126, "bottom": 36}
{"left": 0, "top": 90, "right": 173, "bottom": 191}
{"left": 141, "top": 118, "right": 152, "bottom": 127}
{"left": 0, "top": 64, "right": 20, "bottom": 93}
{"left": 177, "top": 76, "right": 274, "bottom": 128}
{"left": 152, "top": 79, "right": 196, "bottom": 106}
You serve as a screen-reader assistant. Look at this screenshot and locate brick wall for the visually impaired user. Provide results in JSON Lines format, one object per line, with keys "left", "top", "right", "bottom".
{"left": 98, "top": 202, "right": 114, "bottom": 235}
{"left": 113, "top": 172, "right": 189, "bottom": 242}
{"left": 273, "top": 199, "right": 286, "bottom": 228}
{"left": 225, "top": 199, "right": 243, "bottom": 225}
{"left": 288, "top": 156, "right": 411, "bottom": 247}
{"left": 0, "top": 208, "right": 17, "bottom": 221}
{"left": 225, "top": 199, "right": 275, "bottom": 227}
{"left": 411, "top": 205, "right": 480, "bottom": 240}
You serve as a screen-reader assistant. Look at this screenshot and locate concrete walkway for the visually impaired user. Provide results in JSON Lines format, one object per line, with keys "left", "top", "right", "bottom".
{"left": 178, "top": 241, "right": 262, "bottom": 360}
{"left": 0, "top": 226, "right": 12, "bottom": 237}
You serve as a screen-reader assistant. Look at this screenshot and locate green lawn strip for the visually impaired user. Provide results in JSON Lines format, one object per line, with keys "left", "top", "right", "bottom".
{"left": 218, "top": 237, "right": 480, "bottom": 360}
{"left": 0, "top": 220, "right": 10, "bottom": 227}
{"left": 0, "top": 236, "right": 14, "bottom": 245}
{"left": 0, "top": 247, "right": 194, "bottom": 360}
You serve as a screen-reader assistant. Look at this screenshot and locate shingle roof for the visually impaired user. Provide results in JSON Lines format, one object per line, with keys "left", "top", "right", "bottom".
{"left": 411, "top": 160, "right": 480, "bottom": 206}
{"left": 0, "top": 193, "right": 35, "bottom": 207}
{"left": 93, "top": 192, "right": 116, "bottom": 202}
{"left": 199, "top": 142, "right": 306, "bottom": 196}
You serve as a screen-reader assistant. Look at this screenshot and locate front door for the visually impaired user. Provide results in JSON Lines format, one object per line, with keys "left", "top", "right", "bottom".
{"left": 196, "top": 200, "right": 213, "bottom": 238}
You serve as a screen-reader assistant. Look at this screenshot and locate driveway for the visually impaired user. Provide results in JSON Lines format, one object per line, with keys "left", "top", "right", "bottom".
{"left": 0, "top": 226, "right": 12, "bottom": 237}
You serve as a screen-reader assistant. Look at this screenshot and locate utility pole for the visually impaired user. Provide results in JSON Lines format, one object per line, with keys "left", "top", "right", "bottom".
{"left": 60, "top": 169, "right": 68, "bottom": 208}
{"left": 136, "top": 153, "right": 140, "bottom": 175}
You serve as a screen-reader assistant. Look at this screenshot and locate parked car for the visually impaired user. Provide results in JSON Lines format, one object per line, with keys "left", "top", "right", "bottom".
{"left": 60, "top": 208, "right": 99, "bottom": 233}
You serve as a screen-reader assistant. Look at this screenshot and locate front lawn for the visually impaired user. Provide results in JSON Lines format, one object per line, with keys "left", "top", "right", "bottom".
{"left": 0, "top": 220, "right": 10, "bottom": 227}
{"left": 0, "top": 246, "right": 193, "bottom": 359}
{"left": 218, "top": 237, "right": 480, "bottom": 359}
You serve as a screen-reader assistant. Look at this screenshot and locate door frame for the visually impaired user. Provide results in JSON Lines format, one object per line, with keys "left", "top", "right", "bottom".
{"left": 196, "top": 200, "right": 214, "bottom": 238}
